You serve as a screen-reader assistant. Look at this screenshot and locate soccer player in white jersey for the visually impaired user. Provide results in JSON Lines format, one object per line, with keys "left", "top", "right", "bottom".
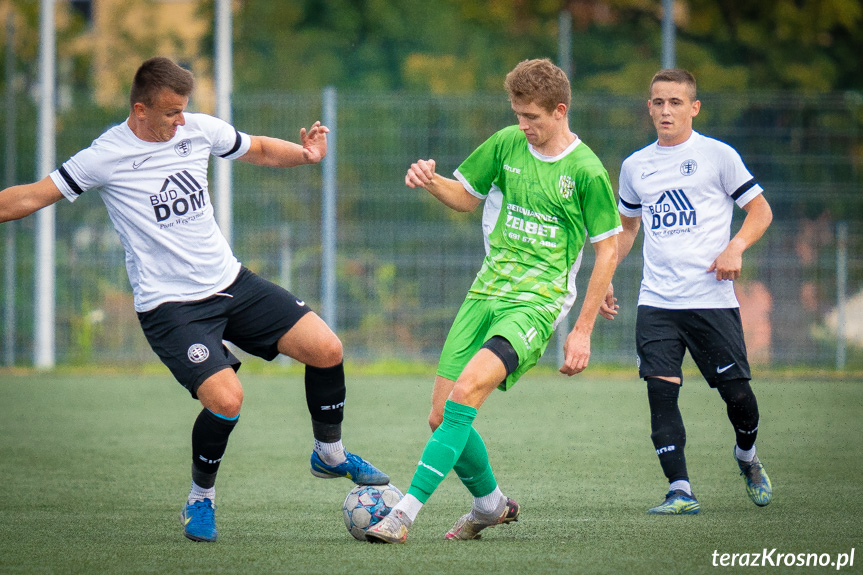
{"left": 603, "top": 69, "right": 774, "bottom": 514}
{"left": 365, "top": 59, "right": 621, "bottom": 544}
{"left": 0, "top": 57, "right": 388, "bottom": 542}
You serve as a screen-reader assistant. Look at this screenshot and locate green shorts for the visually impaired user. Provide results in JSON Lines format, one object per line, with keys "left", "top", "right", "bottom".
{"left": 436, "top": 297, "right": 555, "bottom": 391}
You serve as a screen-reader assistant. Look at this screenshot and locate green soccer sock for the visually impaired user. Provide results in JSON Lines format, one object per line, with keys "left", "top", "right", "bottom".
{"left": 454, "top": 426, "right": 498, "bottom": 498}
{"left": 407, "top": 400, "right": 477, "bottom": 504}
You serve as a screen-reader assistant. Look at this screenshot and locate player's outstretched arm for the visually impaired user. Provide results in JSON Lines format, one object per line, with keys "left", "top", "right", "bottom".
{"left": 560, "top": 234, "right": 619, "bottom": 375}
{"left": 707, "top": 194, "right": 773, "bottom": 281}
{"left": 405, "top": 159, "right": 481, "bottom": 213}
{"left": 0, "top": 176, "right": 64, "bottom": 224}
{"left": 239, "top": 121, "right": 329, "bottom": 168}
{"left": 599, "top": 214, "right": 641, "bottom": 320}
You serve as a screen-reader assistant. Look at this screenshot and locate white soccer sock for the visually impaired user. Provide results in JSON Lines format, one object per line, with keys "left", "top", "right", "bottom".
{"left": 473, "top": 486, "right": 505, "bottom": 516}
{"left": 669, "top": 480, "right": 692, "bottom": 496}
{"left": 314, "top": 439, "right": 346, "bottom": 465}
{"left": 188, "top": 481, "right": 215, "bottom": 505}
{"left": 735, "top": 444, "right": 757, "bottom": 463}
{"left": 392, "top": 494, "right": 423, "bottom": 523}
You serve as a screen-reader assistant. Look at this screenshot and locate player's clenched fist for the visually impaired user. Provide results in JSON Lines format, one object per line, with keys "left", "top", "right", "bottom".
{"left": 405, "top": 159, "right": 436, "bottom": 188}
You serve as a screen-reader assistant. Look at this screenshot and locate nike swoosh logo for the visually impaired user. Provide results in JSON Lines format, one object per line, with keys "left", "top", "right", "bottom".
{"left": 133, "top": 156, "right": 153, "bottom": 169}
{"left": 716, "top": 363, "right": 735, "bottom": 374}
{"left": 640, "top": 170, "right": 658, "bottom": 179}
{"left": 296, "top": 299, "right": 305, "bottom": 306}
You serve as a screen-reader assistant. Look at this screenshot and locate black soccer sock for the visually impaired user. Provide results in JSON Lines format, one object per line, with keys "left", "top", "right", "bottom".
{"left": 191, "top": 408, "right": 239, "bottom": 489}
{"left": 305, "top": 362, "right": 346, "bottom": 443}
{"left": 646, "top": 377, "right": 688, "bottom": 484}
{"left": 716, "top": 379, "right": 760, "bottom": 451}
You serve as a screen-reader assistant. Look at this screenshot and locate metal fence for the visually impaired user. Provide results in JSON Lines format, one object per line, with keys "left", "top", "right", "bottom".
{"left": 2, "top": 90, "right": 862, "bottom": 369}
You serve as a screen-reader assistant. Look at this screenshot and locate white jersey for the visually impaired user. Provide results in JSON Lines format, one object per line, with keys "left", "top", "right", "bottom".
{"left": 50, "top": 113, "right": 251, "bottom": 312}
{"left": 618, "top": 131, "right": 763, "bottom": 309}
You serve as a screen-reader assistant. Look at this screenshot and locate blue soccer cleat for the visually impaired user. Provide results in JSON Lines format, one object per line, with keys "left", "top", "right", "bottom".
{"left": 310, "top": 451, "right": 390, "bottom": 485}
{"left": 180, "top": 498, "right": 218, "bottom": 542}
{"left": 735, "top": 449, "right": 773, "bottom": 507}
{"left": 648, "top": 490, "right": 701, "bottom": 515}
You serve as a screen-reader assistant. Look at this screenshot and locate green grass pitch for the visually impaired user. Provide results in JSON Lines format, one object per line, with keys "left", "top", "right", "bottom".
{"left": 0, "top": 369, "right": 860, "bottom": 574}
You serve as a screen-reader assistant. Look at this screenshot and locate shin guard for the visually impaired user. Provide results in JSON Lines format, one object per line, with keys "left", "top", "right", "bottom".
{"left": 646, "top": 377, "right": 688, "bottom": 483}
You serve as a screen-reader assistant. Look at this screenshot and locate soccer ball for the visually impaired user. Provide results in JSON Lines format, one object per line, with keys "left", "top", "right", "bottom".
{"left": 342, "top": 483, "right": 404, "bottom": 541}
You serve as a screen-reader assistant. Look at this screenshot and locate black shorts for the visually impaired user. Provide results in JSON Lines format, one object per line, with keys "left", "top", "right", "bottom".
{"left": 137, "top": 267, "right": 312, "bottom": 397}
{"left": 635, "top": 305, "right": 751, "bottom": 387}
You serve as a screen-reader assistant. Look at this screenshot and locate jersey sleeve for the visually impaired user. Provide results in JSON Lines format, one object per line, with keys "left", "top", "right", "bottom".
{"left": 49, "top": 140, "right": 117, "bottom": 203}
{"left": 195, "top": 114, "right": 251, "bottom": 160}
{"left": 580, "top": 170, "right": 623, "bottom": 243}
{"left": 453, "top": 130, "right": 503, "bottom": 199}
{"left": 715, "top": 141, "right": 763, "bottom": 207}
{"left": 616, "top": 156, "right": 642, "bottom": 217}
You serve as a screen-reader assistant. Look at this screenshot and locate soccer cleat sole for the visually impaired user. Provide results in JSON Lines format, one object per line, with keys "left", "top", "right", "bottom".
{"left": 310, "top": 464, "right": 346, "bottom": 479}
{"left": 365, "top": 530, "right": 408, "bottom": 544}
{"left": 647, "top": 501, "right": 701, "bottom": 515}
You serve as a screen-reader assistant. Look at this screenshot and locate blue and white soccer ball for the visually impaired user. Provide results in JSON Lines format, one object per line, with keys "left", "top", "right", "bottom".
{"left": 342, "top": 483, "right": 404, "bottom": 541}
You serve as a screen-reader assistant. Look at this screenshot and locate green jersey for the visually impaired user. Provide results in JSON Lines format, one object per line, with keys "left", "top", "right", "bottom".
{"left": 454, "top": 125, "right": 621, "bottom": 323}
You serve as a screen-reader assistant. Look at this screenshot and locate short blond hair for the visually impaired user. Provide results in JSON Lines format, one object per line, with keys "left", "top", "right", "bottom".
{"left": 504, "top": 58, "right": 571, "bottom": 113}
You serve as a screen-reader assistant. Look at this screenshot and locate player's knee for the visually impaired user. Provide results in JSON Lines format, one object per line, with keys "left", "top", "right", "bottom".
{"left": 717, "top": 379, "right": 759, "bottom": 428}
{"left": 210, "top": 389, "right": 243, "bottom": 419}
{"left": 717, "top": 379, "right": 755, "bottom": 404}
{"left": 313, "top": 335, "right": 343, "bottom": 368}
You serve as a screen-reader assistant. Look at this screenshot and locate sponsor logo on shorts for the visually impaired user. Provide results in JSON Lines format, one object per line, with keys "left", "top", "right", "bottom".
{"left": 187, "top": 343, "right": 210, "bottom": 364}
{"left": 716, "top": 362, "right": 735, "bottom": 374}
{"left": 519, "top": 327, "right": 538, "bottom": 351}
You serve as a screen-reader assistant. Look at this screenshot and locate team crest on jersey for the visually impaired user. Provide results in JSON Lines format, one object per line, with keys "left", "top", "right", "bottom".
{"left": 187, "top": 343, "right": 209, "bottom": 364}
{"left": 175, "top": 139, "right": 193, "bottom": 157}
{"left": 680, "top": 159, "right": 697, "bottom": 176}
{"left": 558, "top": 175, "right": 575, "bottom": 199}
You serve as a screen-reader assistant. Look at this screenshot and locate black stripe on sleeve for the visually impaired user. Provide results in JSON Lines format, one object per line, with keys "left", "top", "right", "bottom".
{"left": 58, "top": 166, "right": 85, "bottom": 197}
{"left": 731, "top": 178, "right": 757, "bottom": 201}
{"left": 217, "top": 129, "right": 243, "bottom": 158}
{"left": 619, "top": 197, "right": 641, "bottom": 210}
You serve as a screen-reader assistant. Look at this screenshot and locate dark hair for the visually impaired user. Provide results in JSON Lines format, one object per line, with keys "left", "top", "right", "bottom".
{"left": 650, "top": 69, "right": 697, "bottom": 101}
{"left": 129, "top": 57, "right": 195, "bottom": 108}
{"left": 504, "top": 58, "right": 571, "bottom": 113}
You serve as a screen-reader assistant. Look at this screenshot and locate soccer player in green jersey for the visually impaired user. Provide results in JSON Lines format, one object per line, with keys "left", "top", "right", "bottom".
{"left": 365, "top": 59, "right": 622, "bottom": 544}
